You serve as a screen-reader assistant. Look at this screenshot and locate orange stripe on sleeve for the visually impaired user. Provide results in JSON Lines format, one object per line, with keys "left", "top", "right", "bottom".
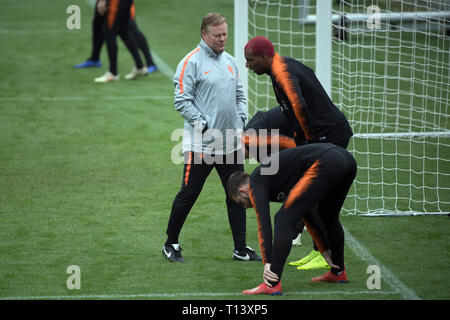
{"left": 283, "top": 159, "right": 320, "bottom": 210}
{"left": 271, "top": 53, "right": 313, "bottom": 141}
{"left": 179, "top": 48, "right": 200, "bottom": 94}
{"left": 301, "top": 217, "right": 328, "bottom": 253}
{"left": 242, "top": 132, "right": 296, "bottom": 151}
{"left": 242, "top": 132, "right": 258, "bottom": 150}
{"left": 278, "top": 135, "right": 296, "bottom": 149}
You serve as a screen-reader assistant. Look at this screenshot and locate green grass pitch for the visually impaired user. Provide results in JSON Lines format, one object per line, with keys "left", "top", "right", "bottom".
{"left": 0, "top": 0, "right": 449, "bottom": 302}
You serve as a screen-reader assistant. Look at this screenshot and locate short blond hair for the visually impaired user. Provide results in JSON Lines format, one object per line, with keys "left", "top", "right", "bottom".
{"left": 201, "top": 12, "right": 227, "bottom": 34}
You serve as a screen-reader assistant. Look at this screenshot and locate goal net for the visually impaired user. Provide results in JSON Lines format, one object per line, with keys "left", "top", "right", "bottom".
{"left": 242, "top": 0, "right": 450, "bottom": 216}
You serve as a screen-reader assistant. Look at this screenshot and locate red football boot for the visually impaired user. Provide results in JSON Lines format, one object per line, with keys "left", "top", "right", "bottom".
{"left": 242, "top": 282, "right": 283, "bottom": 296}
{"left": 311, "top": 270, "right": 348, "bottom": 283}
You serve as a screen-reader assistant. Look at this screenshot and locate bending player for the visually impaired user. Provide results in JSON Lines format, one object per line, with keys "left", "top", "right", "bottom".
{"left": 227, "top": 143, "right": 357, "bottom": 295}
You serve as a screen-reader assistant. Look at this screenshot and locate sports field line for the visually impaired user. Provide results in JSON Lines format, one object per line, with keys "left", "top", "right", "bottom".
{"left": 343, "top": 227, "right": 421, "bottom": 300}
{"left": 1, "top": 290, "right": 398, "bottom": 300}
{"left": 151, "top": 52, "right": 175, "bottom": 80}
{"left": 0, "top": 29, "right": 65, "bottom": 34}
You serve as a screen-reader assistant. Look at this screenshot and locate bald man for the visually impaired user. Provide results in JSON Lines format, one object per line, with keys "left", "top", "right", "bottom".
{"left": 227, "top": 144, "right": 357, "bottom": 295}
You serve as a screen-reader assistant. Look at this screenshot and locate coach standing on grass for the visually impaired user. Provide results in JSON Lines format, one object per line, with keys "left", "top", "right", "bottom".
{"left": 162, "top": 13, "right": 261, "bottom": 263}
{"left": 227, "top": 144, "right": 357, "bottom": 295}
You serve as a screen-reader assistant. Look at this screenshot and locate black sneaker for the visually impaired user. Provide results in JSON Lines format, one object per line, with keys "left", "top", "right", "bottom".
{"left": 233, "top": 246, "right": 262, "bottom": 262}
{"left": 163, "top": 243, "right": 185, "bottom": 262}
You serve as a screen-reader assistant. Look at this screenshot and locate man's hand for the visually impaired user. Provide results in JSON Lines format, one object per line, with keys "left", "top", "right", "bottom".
{"left": 97, "top": 0, "right": 107, "bottom": 15}
{"left": 263, "top": 263, "right": 279, "bottom": 287}
{"left": 322, "top": 250, "right": 339, "bottom": 269}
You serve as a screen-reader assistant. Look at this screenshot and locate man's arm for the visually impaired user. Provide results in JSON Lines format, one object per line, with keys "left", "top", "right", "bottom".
{"left": 242, "top": 108, "right": 296, "bottom": 160}
{"left": 287, "top": 74, "right": 312, "bottom": 139}
{"left": 272, "top": 55, "right": 313, "bottom": 141}
{"left": 235, "top": 66, "right": 247, "bottom": 127}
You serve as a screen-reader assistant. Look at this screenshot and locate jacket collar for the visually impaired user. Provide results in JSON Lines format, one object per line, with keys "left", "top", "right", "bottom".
{"left": 268, "top": 52, "right": 282, "bottom": 77}
{"left": 199, "top": 39, "right": 223, "bottom": 59}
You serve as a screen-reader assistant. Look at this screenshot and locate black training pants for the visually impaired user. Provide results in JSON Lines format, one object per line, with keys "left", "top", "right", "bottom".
{"left": 165, "top": 151, "right": 247, "bottom": 252}
{"left": 89, "top": 2, "right": 154, "bottom": 68}
{"left": 293, "top": 136, "right": 351, "bottom": 249}
{"left": 270, "top": 147, "right": 357, "bottom": 279}
{"left": 105, "top": 0, "right": 143, "bottom": 75}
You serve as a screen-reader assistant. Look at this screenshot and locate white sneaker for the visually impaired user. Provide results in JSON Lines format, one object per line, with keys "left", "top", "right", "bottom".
{"left": 292, "top": 233, "right": 302, "bottom": 246}
{"left": 94, "top": 71, "right": 119, "bottom": 83}
{"left": 125, "top": 66, "right": 149, "bottom": 80}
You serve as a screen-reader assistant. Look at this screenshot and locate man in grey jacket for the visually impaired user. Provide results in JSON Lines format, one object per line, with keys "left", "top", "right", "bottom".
{"left": 163, "top": 13, "right": 261, "bottom": 263}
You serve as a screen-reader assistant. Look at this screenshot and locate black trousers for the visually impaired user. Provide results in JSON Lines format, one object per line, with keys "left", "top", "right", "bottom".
{"left": 270, "top": 147, "right": 357, "bottom": 280}
{"left": 89, "top": 2, "right": 104, "bottom": 62}
{"left": 89, "top": 2, "right": 155, "bottom": 67}
{"left": 104, "top": 0, "right": 143, "bottom": 75}
{"left": 128, "top": 19, "right": 155, "bottom": 67}
{"left": 293, "top": 136, "right": 351, "bottom": 251}
{"left": 165, "top": 151, "right": 247, "bottom": 252}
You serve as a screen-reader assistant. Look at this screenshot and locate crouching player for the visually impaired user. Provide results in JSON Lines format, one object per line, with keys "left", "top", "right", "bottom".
{"left": 226, "top": 143, "right": 357, "bottom": 295}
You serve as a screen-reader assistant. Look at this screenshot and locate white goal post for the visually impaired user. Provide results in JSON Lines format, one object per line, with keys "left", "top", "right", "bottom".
{"left": 234, "top": 0, "right": 450, "bottom": 216}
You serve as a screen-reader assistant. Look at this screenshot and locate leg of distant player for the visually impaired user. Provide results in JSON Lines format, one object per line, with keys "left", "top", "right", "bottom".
{"left": 109, "top": 0, "right": 144, "bottom": 74}
{"left": 128, "top": 19, "right": 157, "bottom": 72}
{"left": 123, "top": 3, "right": 154, "bottom": 79}
{"left": 89, "top": 2, "right": 104, "bottom": 63}
{"left": 74, "top": 1, "right": 104, "bottom": 68}
{"left": 96, "top": 0, "right": 144, "bottom": 82}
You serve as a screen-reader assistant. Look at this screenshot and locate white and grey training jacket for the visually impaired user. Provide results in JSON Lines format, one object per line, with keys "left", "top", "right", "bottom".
{"left": 173, "top": 39, "right": 247, "bottom": 155}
